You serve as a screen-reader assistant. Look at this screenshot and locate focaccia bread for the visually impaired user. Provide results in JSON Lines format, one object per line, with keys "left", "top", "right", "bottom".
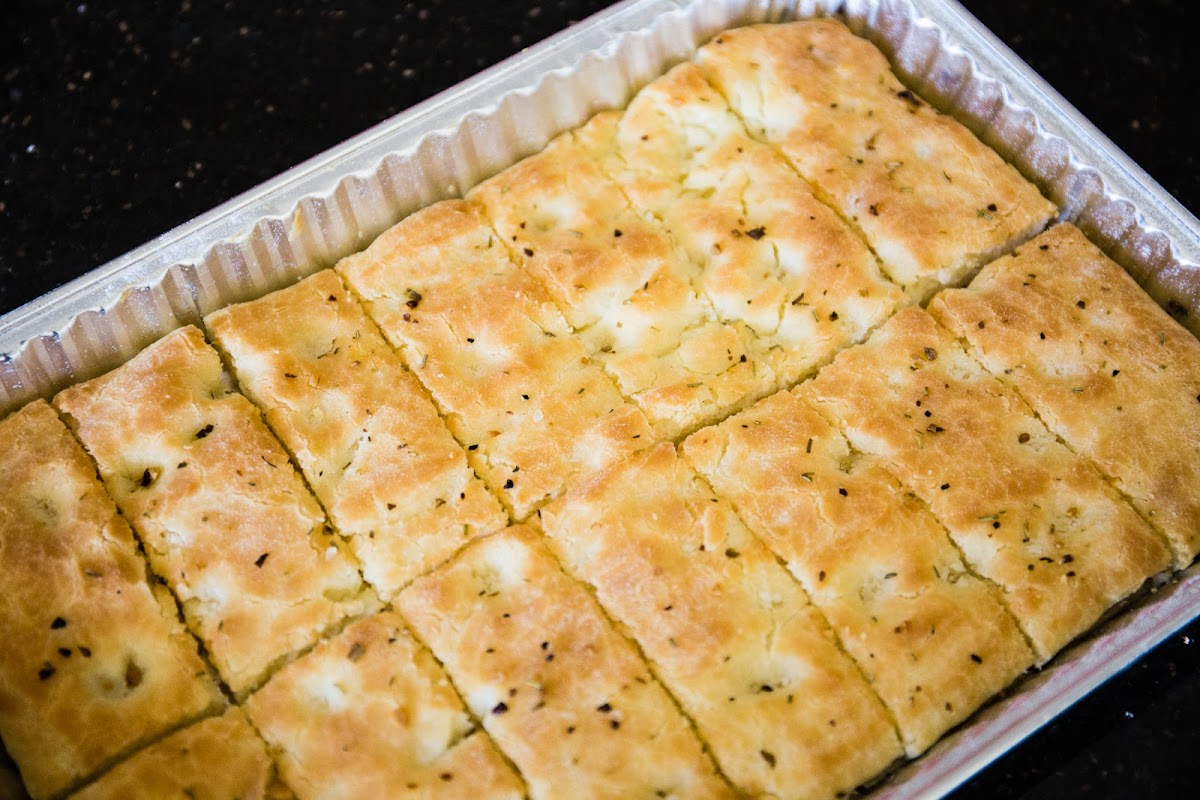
{"left": 472, "top": 112, "right": 771, "bottom": 441}
{"left": 682, "top": 389, "right": 1034, "bottom": 756}
{"left": 69, "top": 709, "right": 291, "bottom": 800}
{"left": 0, "top": 401, "right": 222, "bottom": 800}
{"left": 206, "top": 269, "right": 507, "bottom": 598}
{"left": 604, "top": 61, "right": 904, "bottom": 389}
{"left": 54, "top": 326, "right": 376, "bottom": 697}
{"left": 802, "top": 308, "right": 1173, "bottom": 660}
{"left": 541, "top": 444, "right": 902, "bottom": 799}
{"left": 246, "top": 611, "right": 524, "bottom": 800}
{"left": 696, "top": 18, "right": 1056, "bottom": 300}
{"left": 336, "top": 199, "right": 653, "bottom": 519}
{"left": 398, "top": 526, "right": 731, "bottom": 800}
{"left": 930, "top": 223, "right": 1200, "bottom": 566}
{"left": 9, "top": 16, "right": 1199, "bottom": 800}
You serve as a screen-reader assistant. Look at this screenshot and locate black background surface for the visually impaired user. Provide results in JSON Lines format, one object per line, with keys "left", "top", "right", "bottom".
{"left": 2, "top": 1, "right": 1199, "bottom": 797}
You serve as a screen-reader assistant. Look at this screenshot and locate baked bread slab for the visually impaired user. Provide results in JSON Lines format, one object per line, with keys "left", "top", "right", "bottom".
{"left": 397, "top": 526, "right": 731, "bottom": 800}
{"left": 0, "top": 401, "right": 223, "bottom": 800}
{"left": 682, "top": 389, "right": 1034, "bottom": 755}
{"left": 696, "top": 19, "right": 1057, "bottom": 301}
{"left": 337, "top": 199, "right": 653, "bottom": 519}
{"left": 540, "top": 443, "right": 902, "bottom": 799}
{"left": 69, "top": 708, "right": 291, "bottom": 800}
{"left": 54, "top": 326, "right": 376, "bottom": 697}
{"left": 472, "top": 113, "right": 772, "bottom": 441}
{"left": 245, "top": 610, "right": 524, "bottom": 800}
{"left": 803, "top": 308, "right": 1173, "bottom": 661}
{"left": 610, "top": 62, "right": 905, "bottom": 388}
{"left": 206, "top": 270, "right": 507, "bottom": 599}
{"left": 930, "top": 223, "right": 1200, "bottom": 566}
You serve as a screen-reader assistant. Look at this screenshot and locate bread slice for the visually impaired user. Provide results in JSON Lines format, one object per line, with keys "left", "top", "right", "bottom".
{"left": 206, "top": 270, "right": 507, "bottom": 599}
{"left": 54, "top": 327, "right": 376, "bottom": 697}
{"left": 540, "top": 443, "right": 902, "bottom": 799}
{"left": 0, "top": 401, "right": 223, "bottom": 800}
{"left": 337, "top": 199, "right": 653, "bottom": 519}
{"left": 397, "top": 526, "right": 731, "bottom": 800}
{"left": 608, "top": 62, "right": 904, "bottom": 388}
{"left": 69, "top": 709, "right": 291, "bottom": 800}
{"left": 472, "top": 114, "right": 772, "bottom": 440}
{"left": 803, "top": 308, "right": 1172, "bottom": 661}
{"left": 696, "top": 19, "right": 1056, "bottom": 301}
{"left": 930, "top": 223, "right": 1200, "bottom": 566}
{"left": 682, "top": 389, "right": 1034, "bottom": 755}
{"left": 245, "top": 611, "right": 524, "bottom": 799}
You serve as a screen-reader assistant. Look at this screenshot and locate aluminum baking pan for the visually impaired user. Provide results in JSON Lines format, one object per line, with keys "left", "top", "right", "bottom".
{"left": 2, "top": 1, "right": 1199, "bottom": 797}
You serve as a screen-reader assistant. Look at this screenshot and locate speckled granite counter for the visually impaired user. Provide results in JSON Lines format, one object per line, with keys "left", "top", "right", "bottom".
{"left": 1, "top": 2, "right": 1198, "bottom": 797}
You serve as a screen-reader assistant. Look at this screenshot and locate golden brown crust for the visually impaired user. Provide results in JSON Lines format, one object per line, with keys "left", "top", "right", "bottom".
{"left": 930, "top": 223, "right": 1200, "bottom": 566}
{"left": 53, "top": 327, "right": 376, "bottom": 697}
{"left": 245, "top": 611, "right": 524, "bottom": 800}
{"left": 472, "top": 113, "right": 773, "bottom": 440}
{"left": 69, "top": 709, "right": 292, "bottom": 800}
{"left": 682, "top": 390, "right": 1034, "bottom": 755}
{"left": 802, "top": 308, "right": 1172, "bottom": 661}
{"left": 541, "top": 444, "right": 901, "bottom": 799}
{"left": 611, "top": 62, "right": 904, "bottom": 388}
{"left": 206, "top": 270, "right": 507, "bottom": 599}
{"left": 0, "top": 401, "right": 223, "bottom": 800}
{"left": 696, "top": 19, "right": 1056, "bottom": 300}
{"left": 336, "top": 199, "right": 653, "bottom": 519}
{"left": 397, "top": 526, "right": 730, "bottom": 800}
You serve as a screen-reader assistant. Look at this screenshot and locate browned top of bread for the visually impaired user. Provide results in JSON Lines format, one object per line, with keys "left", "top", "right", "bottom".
{"left": 54, "top": 327, "right": 375, "bottom": 696}
{"left": 0, "top": 401, "right": 223, "bottom": 800}
{"left": 542, "top": 443, "right": 902, "bottom": 799}
{"left": 696, "top": 19, "right": 1056, "bottom": 300}
{"left": 398, "top": 526, "right": 732, "bottom": 800}
{"left": 930, "top": 223, "right": 1200, "bottom": 566}
{"left": 803, "top": 308, "right": 1172, "bottom": 660}
{"left": 206, "top": 269, "right": 506, "bottom": 599}
{"left": 337, "top": 199, "right": 653, "bottom": 518}
{"left": 683, "top": 389, "right": 1033, "bottom": 755}
{"left": 246, "top": 611, "right": 524, "bottom": 799}
{"left": 69, "top": 709, "right": 292, "bottom": 800}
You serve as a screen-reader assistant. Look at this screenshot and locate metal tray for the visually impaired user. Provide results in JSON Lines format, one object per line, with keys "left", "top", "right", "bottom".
{"left": 3, "top": 1, "right": 1199, "bottom": 797}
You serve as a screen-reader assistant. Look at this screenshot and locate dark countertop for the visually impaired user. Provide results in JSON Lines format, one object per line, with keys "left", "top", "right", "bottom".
{"left": 2, "top": 1, "right": 1197, "bottom": 797}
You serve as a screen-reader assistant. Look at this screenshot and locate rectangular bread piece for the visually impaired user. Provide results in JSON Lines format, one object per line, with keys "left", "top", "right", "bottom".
{"left": 802, "top": 308, "right": 1173, "bottom": 660}
{"left": 69, "top": 708, "right": 291, "bottom": 800}
{"left": 206, "top": 270, "right": 507, "bottom": 598}
{"left": 0, "top": 401, "right": 223, "bottom": 800}
{"left": 930, "top": 223, "right": 1200, "bottom": 566}
{"left": 245, "top": 610, "right": 524, "bottom": 800}
{"left": 540, "top": 443, "right": 902, "bottom": 799}
{"left": 471, "top": 113, "right": 772, "bottom": 440}
{"left": 604, "top": 62, "right": 904, "bottom": 388}
{"left": 337, "top": 199, "right": 654, "bottom": 519}
{"left": 682, "top": 389, "right": 1034, "bottom": 755}
{"left": 54, "top": 326, "right": 376, "bottom": 697}
{"left": 696, "top": 19, "right": 1056, "bottom": 301}
{"left": 397, "top": 526, "right": 731, "bottom": 800}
